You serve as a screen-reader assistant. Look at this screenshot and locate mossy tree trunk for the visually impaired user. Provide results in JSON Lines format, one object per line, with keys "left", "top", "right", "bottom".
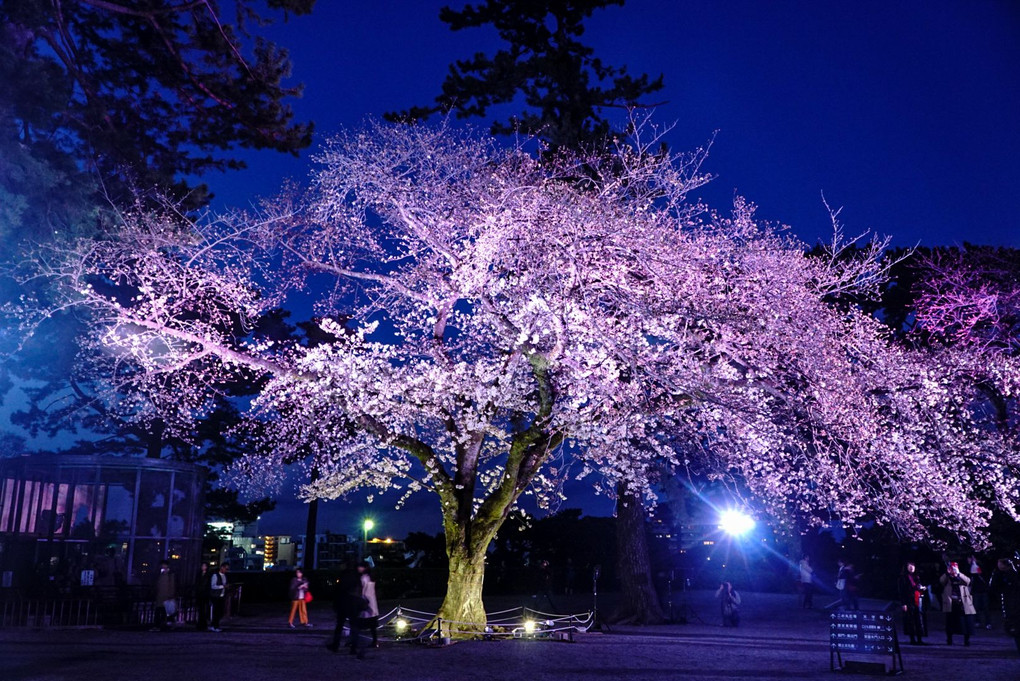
{"left": 437, "top": 517, "right": 493, "bottom": 635}
{"left": 425, "top": 354, "right": 560, "bottom": 637}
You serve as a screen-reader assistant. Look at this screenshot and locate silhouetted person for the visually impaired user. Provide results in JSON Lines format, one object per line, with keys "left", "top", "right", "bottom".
{"left": 967, "top": 554, "right": 992, "bottom": 630}
{"left": 798, "top": 555, "right": 814, "bottom": 609}
{"left": 209, "top": 563, "right": 229, "bottom": 632}
{"left": 988, "top": 557, "right": 1020, "bottom": 653}
{"left": 837, "top": 561, "right": 859, "bottom": 610}
{"left": 194, "top": 562, "right": 210, "bottom": 631}
{"left": 327, "top": 565, "right": 364, "bottom": 653}
{"left": 534, "top": 560, "right": 558, "bottom": 612}
{"left": 716, "top": 581, "right": 741, "bottom": 627}
{"left": 897, "top": 562, "right": 928, "bottom": 645}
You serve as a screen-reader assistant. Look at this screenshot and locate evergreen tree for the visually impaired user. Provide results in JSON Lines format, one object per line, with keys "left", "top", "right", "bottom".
{"left": 0, "top": 0, "right": 314, "bottom": 242}
{"left": 387, "top": 0, "right": 663, "bottom": 150}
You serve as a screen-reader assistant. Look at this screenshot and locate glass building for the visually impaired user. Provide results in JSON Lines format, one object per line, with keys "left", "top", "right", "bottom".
{"left": 0, "top": 454, "right": 205, "bottom": 592}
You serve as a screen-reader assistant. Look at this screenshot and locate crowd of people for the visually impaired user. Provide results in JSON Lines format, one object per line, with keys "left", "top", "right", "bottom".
{"left": 149, "top": 549, "right": 1020, "bottom": 656}
{"left": 150, "top": 557, "right": 382, "bottom": 655}
{"left": 790, "top": 552, "right": 1020, "bottom": 652}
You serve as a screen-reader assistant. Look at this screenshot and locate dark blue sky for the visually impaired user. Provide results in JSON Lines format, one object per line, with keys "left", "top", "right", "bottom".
{"left": 217, "top": 0, "right": 1020, "bottom": 538}
{"left": 220, "top": 0, "right": 1020, "bottom": 249}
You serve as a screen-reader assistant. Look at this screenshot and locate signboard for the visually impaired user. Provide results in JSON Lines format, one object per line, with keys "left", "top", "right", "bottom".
{"left": 829, "top": 610, "right": 903, "bottom": 674}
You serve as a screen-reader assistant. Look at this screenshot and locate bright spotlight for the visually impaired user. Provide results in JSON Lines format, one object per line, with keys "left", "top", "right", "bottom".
{"left": 719, "top": 509, "right": 756, "bottom": 537}
{"left": 394, "top": 618, "right": 408, "bottom": 633}
{"left": 523, "top": 620, "right": 536, "bottom": 635}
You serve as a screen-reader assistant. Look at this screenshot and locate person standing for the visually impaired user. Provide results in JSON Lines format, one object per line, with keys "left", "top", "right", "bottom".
{"left": 353, "top": 561, "right": 379, "bottom": 658}
{"left": 940, "top": 561, "right": 975, "bottom": 645}
{"left": 535, "top": 559, "right": 558, "bottom": 612}
{"left": 288, "top": 568, "right": 312, "bottom": 628}
{"left": 837, "top": 560, "right": 859, "bottom": 610}
{"left": 327, "top": 565, "right": 363, "bottom": 653}
{"left": 798, "top": 555, "right": 815, "bottom": 609}
{"left": 716, "top": 581, "right": 741, "bottom": 627}
{"left": 153, "top": 560, "right": 176, "bottom": 631}
{"left": 897, "top": 562, "right": 928, "bottom": 645}
{"left": 988, "top": 557, "right": 1020, "bottom": 653}
{"left": 194, "top": 562, "right": 210, "bottom": 631}
{"left": 967, "top": 554, "right": 992, "bottom": 630}
{"left": 209, "top": 562, "right": 229, "bottom": 632}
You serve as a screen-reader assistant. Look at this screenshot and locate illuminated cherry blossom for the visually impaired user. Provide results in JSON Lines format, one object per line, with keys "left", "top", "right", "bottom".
{"left": 12, "top": 121, "right": 1018, "bottom": 628}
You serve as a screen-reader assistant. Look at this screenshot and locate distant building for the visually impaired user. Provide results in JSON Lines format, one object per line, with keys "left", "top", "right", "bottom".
{"left": 297, "top": 532, "right": 357, "bottom": 570}
{"left": 263, "top": 535, "right": 296, "bottom": 569}
{"left": 365, "top": 537, "right": 409, "bottom": 567}
{"left": 0, "top": 454, "right": 205, "bottom": 590}
{"left": 205, "top": 520, "right": 265, "bottom": 571}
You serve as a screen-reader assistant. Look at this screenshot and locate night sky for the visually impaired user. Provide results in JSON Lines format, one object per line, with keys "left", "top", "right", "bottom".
{"left": 208, "top": 1, "right": 1019, "bottom": 538}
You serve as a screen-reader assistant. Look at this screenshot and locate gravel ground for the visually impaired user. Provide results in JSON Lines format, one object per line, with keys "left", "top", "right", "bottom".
{"left": 2, "top": 590, "right": 1017, "bottom": 681}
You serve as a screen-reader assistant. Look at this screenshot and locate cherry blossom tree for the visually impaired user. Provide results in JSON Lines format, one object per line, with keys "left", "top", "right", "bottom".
{"left": 914, "top": 246, "right": 1020, "bottom": 355}
{"left": 912, "top": 247, "right": 1019, "bottom": 490}
{"left": 10, "top": 121, "right": 1019, "bottom": 631}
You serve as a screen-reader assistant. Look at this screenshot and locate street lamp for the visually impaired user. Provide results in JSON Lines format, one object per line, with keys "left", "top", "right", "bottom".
{"left": 719, "top": 509, "right": 755, "bottom": 538}
{"left": 362, "top": 518, "right": 374, "bottom": 561}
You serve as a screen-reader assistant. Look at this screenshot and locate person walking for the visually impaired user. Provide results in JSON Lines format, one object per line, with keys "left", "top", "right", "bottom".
{"left": 897, "top": 562, "right": 928, "bottom": 645}
{"left": 288, "top": 568, "right": 312, "bottom": 628}
{"left": 153, "top": 560, "right": 176, "bottom": 631}
{"left": 716, "top": 581, "right": 741, "bottom": 627}
{"left": 798, "top": 555, "right": 815, "bottom": 609}
{"left": 988, "top": 557, "right": 1020, "bottom": 653}
{"left": 327, "top": 565, "right": 363, "bottom": 654}
{"left": 194, "top": 562, "right": 210, "bottom": 631}
{"left": 939, "top": 561, "right": 975, "bottom": 645}
{"left": 209, "top": 562, "right": 229, "bottom": 632}
{"left": 353, "top": 561, "right": 380, "bottom": 658}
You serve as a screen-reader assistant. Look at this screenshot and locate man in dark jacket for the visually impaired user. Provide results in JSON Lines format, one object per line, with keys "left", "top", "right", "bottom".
{"left": 194, "top": 562, "right": 211, "bottom": 631}
{"left": 989, "top": 557, "right": 1020, "bottom": 653}
{"left": 327, "top": 565, "right": 364, "bottom": 653}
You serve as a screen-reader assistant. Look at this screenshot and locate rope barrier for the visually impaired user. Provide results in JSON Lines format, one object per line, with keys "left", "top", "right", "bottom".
{"left": 377, "top": 604, "right": 594, "bottom": 643}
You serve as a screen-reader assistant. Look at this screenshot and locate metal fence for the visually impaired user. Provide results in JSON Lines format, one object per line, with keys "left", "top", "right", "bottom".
{"left": 0, "top": 585, "right": 242, "bottom": 629}
{"left": 0, "top": 598, "right": 100, "bottom": 628}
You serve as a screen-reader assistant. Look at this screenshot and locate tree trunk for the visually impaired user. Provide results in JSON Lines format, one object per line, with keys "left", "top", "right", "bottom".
{"left": 303, "top": 498, "right": 319, "bottom": 570}
{"left": 145, "top": 419, "right": 165, "bottom": 459}
{"left": 612, "top": 482, "right": 666, "bottom": 624}
{"left": 303, "top": 468, "right": 320, "bottom": 571}
{"left": 437, "top": 541, "right": 488, "bottom": 637}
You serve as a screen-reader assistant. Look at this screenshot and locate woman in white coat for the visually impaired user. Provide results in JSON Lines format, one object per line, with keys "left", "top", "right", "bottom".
{"left": 353, "top": 561, "right": 379, "bottom": 657}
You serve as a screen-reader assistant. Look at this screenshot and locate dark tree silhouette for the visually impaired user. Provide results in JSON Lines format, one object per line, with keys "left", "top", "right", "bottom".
{"left": 386, "top": 0, "right": 663, "bottom": 151}
{"left": 0, "top": 0, "right": 314, "bottom": 241}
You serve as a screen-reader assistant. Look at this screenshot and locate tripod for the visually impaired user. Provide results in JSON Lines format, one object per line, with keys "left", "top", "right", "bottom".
{"left": 670, "top": 570, "right": 705, "bottom": 624}
{"left": 591, "top": 565, "right": 611, "bottom": 632}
